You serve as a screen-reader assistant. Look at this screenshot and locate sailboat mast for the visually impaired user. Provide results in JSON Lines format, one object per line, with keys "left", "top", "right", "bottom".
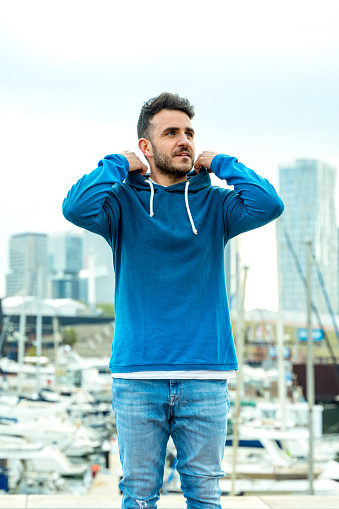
{"left": 35, "top": 264, "right": 43, "bottom": 395}
{"left": 276, "top": 217, "right": 286, "bottom": 430}
{"left": 306, "top": 239, "right": 314, "bottom": 494}
{"left": 231, "top": 262, "right": 248, "bottom": 496}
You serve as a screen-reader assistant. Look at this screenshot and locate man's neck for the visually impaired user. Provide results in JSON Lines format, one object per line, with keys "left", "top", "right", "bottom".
{"left": 150, "top": 170, "right": 187, "bottom": 187}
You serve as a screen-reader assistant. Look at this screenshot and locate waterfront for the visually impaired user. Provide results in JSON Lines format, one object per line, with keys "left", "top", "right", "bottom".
{"left": 1, "top": 495, "right": 339, "bottom": 509}
{"left": 1, "top": 351, "right": 339, "bottom": 498}
{"left": 1, "top": 306, "right": 339, "bottom": 499}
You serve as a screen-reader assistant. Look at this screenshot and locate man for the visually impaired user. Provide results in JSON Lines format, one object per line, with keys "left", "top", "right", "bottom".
{"left": 63, "top": 92, "right": 284, "bottom": 509}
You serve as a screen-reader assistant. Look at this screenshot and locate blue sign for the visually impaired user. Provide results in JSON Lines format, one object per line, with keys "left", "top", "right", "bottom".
{"left": 269, "top": 346, "right": 290, "bottom": 358}
{"left": 297, "top": 328, "right": 324, "bottom": 342}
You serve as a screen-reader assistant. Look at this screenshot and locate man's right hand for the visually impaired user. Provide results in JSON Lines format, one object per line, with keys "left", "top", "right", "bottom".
{"left": 120, "top": 151, "right": 148, "bottom": 176}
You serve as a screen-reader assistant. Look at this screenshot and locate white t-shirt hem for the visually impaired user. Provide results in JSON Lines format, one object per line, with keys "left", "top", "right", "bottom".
{"left": 111, "top": 370, "right": 236, "bottom": 380}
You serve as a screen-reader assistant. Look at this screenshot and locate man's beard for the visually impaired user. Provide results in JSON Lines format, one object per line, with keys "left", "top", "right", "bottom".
{"left": 151, "top": 143, "right": 194, "bottom": 180}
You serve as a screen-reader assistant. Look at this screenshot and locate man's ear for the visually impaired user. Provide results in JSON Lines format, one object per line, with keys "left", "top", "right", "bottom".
{"left": 138, "top": 138, "right": 152, "bottom": 158}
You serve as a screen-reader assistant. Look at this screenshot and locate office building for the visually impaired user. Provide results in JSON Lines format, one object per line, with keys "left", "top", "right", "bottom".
{"left": 81, "top": 230, "right": 115, "bottom": 306}
{"left": 224, "top": 239, "right": 237, "bottom": 311}
{"left": 48, "top": 232, "right": 83, "bottom": 299}
{"left": 338, "top": 228, "right": 339, "bottom": 315}
{"left": 6, "top": 233, "right": 48, "bottom": 298}
{"left": 278, "top": 159, "right": 337, "bottom": 315}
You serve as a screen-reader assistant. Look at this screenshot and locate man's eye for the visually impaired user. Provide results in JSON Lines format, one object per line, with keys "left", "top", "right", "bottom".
{"left": 186, "top": 132, "right": 193, "bottom": 138}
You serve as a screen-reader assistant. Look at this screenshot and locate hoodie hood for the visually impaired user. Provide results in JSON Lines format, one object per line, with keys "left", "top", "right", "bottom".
{"left": 124, "top": 168, "right": 211, "bottom": 235}
{"left": 124, "top": 167, "right": 211, "bottom": 192}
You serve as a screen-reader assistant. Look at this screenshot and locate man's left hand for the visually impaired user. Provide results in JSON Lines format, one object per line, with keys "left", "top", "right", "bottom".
{"left": 194, "top": 151, "right": 218, "bottom": 173}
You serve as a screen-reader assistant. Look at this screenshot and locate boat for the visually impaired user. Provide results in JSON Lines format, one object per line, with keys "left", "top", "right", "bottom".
{"left": 0, "top": 417, "right": 101, "bottom": 457}
{"left": 162, "top": 431, "right": 339, "bottom": 496}
{"left": 0, "top": 435, "right": 91, "bottom": 494}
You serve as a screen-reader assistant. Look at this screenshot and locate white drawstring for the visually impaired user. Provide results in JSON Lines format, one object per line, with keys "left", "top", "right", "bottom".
{"left": 185, "top": 181, "right": 198, "bottom": 235}
{"left": 146, "top": 179, "right": 155, "bottom": 217}
{"left": 146, "top": 178, "right": 197, "bottom": 235}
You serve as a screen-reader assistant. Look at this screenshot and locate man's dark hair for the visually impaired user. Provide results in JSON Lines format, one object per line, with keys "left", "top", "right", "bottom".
{"left": 137, "top": 92, "right": 195, "bottom": 140}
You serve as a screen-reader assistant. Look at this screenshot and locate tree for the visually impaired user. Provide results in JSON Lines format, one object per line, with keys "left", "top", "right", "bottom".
{"left": 61, "top": 327, "right": 78, "bottom": 347}
{"left": 97, "top": 303, "right": 115, "bottom": 317}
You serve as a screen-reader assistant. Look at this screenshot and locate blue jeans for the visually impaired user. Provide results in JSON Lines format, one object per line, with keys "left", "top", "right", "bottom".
{"left": 112, "top": 379, "right": 230, "bottom": 509}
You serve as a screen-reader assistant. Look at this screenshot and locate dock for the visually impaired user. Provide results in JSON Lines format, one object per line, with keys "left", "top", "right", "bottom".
{"left": 1, "top": 494, "right": 339, "bottom": 509}
{"left": 1, "top": 452, "right": 339, "bottom": 508}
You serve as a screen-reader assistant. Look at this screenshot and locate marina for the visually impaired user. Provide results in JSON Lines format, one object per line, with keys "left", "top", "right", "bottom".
{"left": 1, "top": 349, "right": 339, "bottom": 500}
{"left": 1, "top": 288, "right": 339, "bottom": 501}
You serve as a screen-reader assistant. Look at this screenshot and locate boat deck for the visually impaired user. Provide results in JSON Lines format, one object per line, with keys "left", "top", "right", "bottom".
{"left": 1, "top": 494, "right": 339, "bottom": 509}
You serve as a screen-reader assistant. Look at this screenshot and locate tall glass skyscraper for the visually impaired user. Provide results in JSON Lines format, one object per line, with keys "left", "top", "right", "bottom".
{"left": 48, "top": 232, "right": 83, "bottom": 299}
{"left": 6, "top": 233, "right": 48, "bottom": 298}
{"left": 278, "top": 159, "right": 337, "bottom": 315}
{"left": 224, "top": 239, "right": 237, "bottom": 312}
{"left": 81, "top": 230, "right": 115, "bottom": 306}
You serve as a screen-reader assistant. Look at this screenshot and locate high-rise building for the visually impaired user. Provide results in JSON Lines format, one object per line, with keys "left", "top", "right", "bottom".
{"left": 81, "top": 231, "right": 115, "bottom": 306}
{"left": 338, "top": 228, "right": 339, "bottom": 315}
{"left": 48, "top": 232, "right": 83, "bottom": 299}
{"left": 224, "top": 239, "right": 237, "bottom": 311}
{"left": 278, "top": 159, "right": 337, "bottom": 315}
{"left": 6, "top": 233, "right": 49, "bottom": 298}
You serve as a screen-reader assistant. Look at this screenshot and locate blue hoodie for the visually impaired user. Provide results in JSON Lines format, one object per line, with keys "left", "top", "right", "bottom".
{"left": 63, "top": 154, "right": 284, "bottom": 373}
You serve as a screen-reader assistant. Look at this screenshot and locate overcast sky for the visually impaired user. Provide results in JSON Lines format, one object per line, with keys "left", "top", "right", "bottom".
{"left": 1, "top": 0, "right": 338, "bottom": 310}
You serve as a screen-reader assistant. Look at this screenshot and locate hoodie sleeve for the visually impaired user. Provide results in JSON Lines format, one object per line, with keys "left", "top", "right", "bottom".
{"left": 62, "top": 154, "right": 129, "bottom": 243}
{"left": 211, "top": 154, "right": 284, "bottom": 240}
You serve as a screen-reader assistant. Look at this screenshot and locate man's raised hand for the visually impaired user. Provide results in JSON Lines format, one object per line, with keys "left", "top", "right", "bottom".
{"left": 194, "top": 151, "right": 218, "bottom": 173}
{"left": 120, "top": 151, "right": 148, "bottom": 176}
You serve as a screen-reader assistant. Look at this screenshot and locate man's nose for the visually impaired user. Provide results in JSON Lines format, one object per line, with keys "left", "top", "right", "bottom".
{"left": 177, "top": 132, "right": 191, "bottom": 146}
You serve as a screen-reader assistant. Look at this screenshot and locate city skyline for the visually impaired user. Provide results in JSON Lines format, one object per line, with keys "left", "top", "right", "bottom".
{"left": 4, "top": 227, "right": 237, "bottom": 310}
{"left": 1, "top": 1, "right": 339, "bottom": 310}
{"left": 4, "top": 154, "right": 339, "bottom": 321}
{"left": 5, "top": 230, "right": 116, "bottom": 307}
